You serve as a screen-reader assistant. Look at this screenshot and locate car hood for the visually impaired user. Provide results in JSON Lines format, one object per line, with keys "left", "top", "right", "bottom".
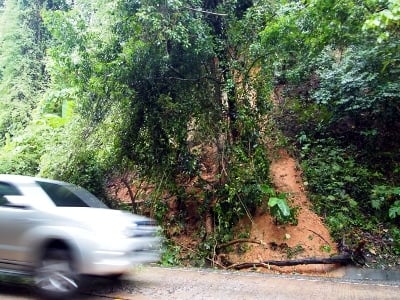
{"left": 48, "top": 207, "right": 152, "bottom": 229}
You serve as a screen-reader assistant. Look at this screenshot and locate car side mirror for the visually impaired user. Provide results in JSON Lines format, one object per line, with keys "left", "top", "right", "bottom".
{"left": 3, "top": 195, "right": 32, "bottom": 209}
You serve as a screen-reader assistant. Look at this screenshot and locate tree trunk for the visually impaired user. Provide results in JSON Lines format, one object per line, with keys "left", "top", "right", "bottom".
{"left": 227, "top": 254, "right": 355, "bottom": 270}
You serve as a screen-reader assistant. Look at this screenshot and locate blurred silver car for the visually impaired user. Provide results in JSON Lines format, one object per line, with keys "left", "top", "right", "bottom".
{"left": 0, "top": 174, "right": 161, "bottom": 298}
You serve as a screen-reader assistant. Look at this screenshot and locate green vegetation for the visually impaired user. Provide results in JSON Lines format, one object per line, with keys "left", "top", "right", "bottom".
{"left": 268, "top": 194, "right": 298, "bottom": 225}
{"left": 1, "top": 0, "right": 399, "bottom": 266}
{"left": 265, "top": 0, "right": 400, "bottom": 257}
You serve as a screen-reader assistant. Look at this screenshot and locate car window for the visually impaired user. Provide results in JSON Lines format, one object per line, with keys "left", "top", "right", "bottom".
{"left": 65, "top": 185, "right": 108, "bottom": 208}
{"left": 0, "top": 182, "right": 22, "bottom": 206}
{"left": 36, "top": 181, "right": 107, "bottom": 208}
{"left": 36, "top": 181, "right": 90, "bottom": 207}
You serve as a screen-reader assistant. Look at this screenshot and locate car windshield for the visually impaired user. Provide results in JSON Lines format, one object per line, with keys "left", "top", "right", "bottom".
{"left": 36, "top": 181, "right": 108, "bottom": 208}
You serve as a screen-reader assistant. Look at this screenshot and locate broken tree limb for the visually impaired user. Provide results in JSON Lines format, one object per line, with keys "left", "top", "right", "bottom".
{"left": 216, "top": 238, "right": 265, "bottom": 251}
{"left": 307, "top": 228, "right": 331, "bottom": 245}
{"left": 222, "top": 239, "right": 367, "bottom": 270}
{"left": 227, "top": 254, "right": 356, "bottom": 270}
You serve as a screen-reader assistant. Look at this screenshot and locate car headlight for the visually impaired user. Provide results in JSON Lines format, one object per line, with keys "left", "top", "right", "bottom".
{"left": 122, "top": 224, "right": 138, "bottom": 237}
{"left": 122, "top": 220, "right": 160, "bottom": 238}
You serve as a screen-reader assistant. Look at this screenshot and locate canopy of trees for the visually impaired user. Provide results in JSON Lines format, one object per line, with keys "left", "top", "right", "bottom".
{"left": 1, "top": 0, "right": 399, "bottom": 263}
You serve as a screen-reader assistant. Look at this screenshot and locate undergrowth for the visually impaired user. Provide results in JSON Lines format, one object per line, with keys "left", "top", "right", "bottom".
{"left": 297, "top": 134, "right": 400, "bottom": 260}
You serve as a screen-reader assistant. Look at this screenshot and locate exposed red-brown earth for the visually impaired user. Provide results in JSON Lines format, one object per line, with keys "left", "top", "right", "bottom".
{"left": 108, "top": 147, "right": 343, "bottom": 277}
{"left": 226, "top": 148, "right": 342, "bottom": 276}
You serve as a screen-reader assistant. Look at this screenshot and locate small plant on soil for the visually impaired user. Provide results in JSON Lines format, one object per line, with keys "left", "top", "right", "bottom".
{"left": 268, "top": 193, "right": 298, "bottom": 225}
{"left": 160, "top": 241, "right": 182, "bottom": 266}
{"left": 286, "top": 244, "right": 305, "bottom": 259}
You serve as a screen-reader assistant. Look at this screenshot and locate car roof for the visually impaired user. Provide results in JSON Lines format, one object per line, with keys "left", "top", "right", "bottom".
{"left": 0, "top": 174, "right": 69, "bottom": 185}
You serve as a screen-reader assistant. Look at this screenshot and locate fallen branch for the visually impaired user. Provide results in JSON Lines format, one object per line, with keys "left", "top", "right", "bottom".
{"left": 227, "top": 254, "right": 354, "bottom": 270}
{"left": 216, "top": 239, "right": 265, "bottom": 251}
{"left": 307, "top": 228, "right": 331, "bottom": 245}
{"left": 174, "top": 241, "right": 227, "bottom": 269}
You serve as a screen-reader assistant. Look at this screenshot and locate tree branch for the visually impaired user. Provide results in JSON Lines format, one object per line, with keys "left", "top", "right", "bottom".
{"left": 216, "top": 238, "right": 265, "bottom": 251}
{"left": 175, "top": 241, "right": 227, "bottom": 269}
{"left": 227, "top": 254, "right": 355, "bottom": 270}
{"left": 225, "top": 241, "right": 368, "bottom": 270}
{"left": 307, "top": 229, "right": 331, "bottom": 245}
{"left": 183, "top": 6, "right": 227, "bottom": 16}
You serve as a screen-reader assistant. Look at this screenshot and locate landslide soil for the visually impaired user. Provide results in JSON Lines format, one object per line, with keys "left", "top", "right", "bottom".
{"left": 226, "top": 148, "right": 340, "bottom": 276}
{"left": 109, "top": 147, "right": 343, "bottom": 277}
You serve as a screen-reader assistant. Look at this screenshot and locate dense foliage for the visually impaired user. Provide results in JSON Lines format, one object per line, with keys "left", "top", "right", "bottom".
{"left": 261, "top": 0, "right": 400, "bottom": 256}
{"left": 1, "top": 0, "right": 399, "bottom": 264}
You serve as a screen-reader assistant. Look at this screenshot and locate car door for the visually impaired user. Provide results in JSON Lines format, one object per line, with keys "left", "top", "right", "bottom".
{"left": 0, "top": 182, "right": 35, "bottom": 266}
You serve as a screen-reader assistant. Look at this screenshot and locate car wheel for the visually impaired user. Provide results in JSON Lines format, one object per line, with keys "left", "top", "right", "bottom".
{"left": 105, "top": 273, "right": 125, "bottom": 281}
{"left": 34, "top": 249, "right": 79, "bottom": 299}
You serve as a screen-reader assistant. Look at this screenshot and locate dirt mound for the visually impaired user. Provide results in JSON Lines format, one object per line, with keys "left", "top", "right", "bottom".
{"left": 226, "top": 149, "right": 341, "bottom": 276}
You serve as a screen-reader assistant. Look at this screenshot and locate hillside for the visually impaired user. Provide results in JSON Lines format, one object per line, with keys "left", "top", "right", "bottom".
{"left": 109, "top": 146, "right": 344, "bottom": 276}
{"left": 227, "top": 148, "right": 338, "bottom": 275}
{"left": 1, "top": 0, "right": 399, "bottom": 276}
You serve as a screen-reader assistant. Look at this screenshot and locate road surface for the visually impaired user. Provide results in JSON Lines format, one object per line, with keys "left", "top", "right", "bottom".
{"left": 0, "top": 266, "right": 399, "bottom": 299}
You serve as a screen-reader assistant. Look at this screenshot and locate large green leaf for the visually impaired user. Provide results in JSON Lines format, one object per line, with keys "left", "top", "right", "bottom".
{"left": 268, "top": 197, "right": 291, "bottom": 217}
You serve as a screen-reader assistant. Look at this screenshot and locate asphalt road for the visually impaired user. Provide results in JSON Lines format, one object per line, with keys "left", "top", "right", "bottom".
{"left": 1, "top": 266, "right": 399, "bottom": 299}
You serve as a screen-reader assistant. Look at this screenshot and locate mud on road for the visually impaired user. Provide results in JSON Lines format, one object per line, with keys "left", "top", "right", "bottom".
{"left": 1, "top": 266, "right": 400, "bottom": 300}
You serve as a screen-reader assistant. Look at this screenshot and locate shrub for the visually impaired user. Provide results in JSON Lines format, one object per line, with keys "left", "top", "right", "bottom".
{"left": 299, "top": 137, "right": 378, "bottom": 238}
